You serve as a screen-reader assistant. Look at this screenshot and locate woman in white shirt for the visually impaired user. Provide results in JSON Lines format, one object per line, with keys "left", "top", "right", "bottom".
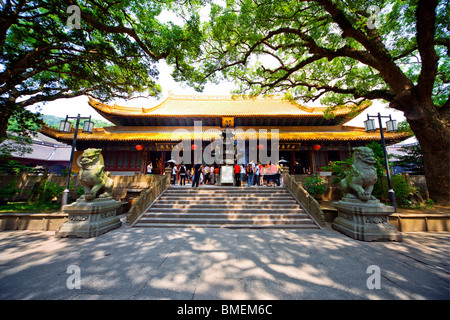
{"left": 146, "top": 162, "right": 152, "bottom": 175}
{"left": 172, "top": 165, "right": 177, "bottom": 184}
{"left": 240, "top": 164, "right": 245, "bottom": 187}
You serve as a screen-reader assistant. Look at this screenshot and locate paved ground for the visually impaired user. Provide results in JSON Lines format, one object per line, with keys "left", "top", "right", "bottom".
{"left": 0, "top": 218, "right": 448, "bottom": 300}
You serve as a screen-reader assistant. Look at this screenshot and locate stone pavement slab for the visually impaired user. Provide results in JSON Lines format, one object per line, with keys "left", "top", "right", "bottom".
{"left": 0, "top": 222, "right": 448, "bottom": 300}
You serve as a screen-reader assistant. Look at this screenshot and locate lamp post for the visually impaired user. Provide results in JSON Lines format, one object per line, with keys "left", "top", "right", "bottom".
{"left": 59, "top": 114, "right": 94, "bottom": 207}
{"left": 364, "top": 112, "right": 398, "bottom": 212}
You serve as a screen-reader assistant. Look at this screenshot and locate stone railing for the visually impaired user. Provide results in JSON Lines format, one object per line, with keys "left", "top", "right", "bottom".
{"left": 284, "top": 172, "right": 326, "bottom": 227}
{"left": 126, "top": 169, "right": 171, "bottom": 226}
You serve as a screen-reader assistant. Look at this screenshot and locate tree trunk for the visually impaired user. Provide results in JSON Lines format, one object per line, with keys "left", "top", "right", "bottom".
{"left": 407, "top": 104, "right": 450, "bottom": 205}
{"left": 0, "top": 107, "right": 12, "bottom": 140}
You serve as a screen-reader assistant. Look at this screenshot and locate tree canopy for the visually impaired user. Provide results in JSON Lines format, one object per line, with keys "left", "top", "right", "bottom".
{"left": 178, "top": 0, "right": 448, "bottom": 110}
{"left": 174, "top": 0, "right": 449, "bottom": 204}
{"left": 0, "top": 0, "right": 203, "bottom": 138}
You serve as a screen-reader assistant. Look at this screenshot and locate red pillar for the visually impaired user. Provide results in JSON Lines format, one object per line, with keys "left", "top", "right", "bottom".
{"left": 160, "top": 151, "right": 166, "bottom": 175}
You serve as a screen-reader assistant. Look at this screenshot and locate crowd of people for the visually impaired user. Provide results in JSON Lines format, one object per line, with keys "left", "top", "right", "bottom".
{"left": 167, "top": 161, "right": 285, "bottom": 187}
{"left": 233, "top": 161, "right": 283, "bottom": 187}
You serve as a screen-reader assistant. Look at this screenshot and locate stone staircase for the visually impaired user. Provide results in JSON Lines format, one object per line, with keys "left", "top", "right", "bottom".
{"left": 132, "top": 186, "right": 319, "bottom": 229}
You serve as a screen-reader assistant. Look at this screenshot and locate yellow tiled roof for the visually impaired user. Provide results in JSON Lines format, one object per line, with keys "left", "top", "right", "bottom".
{"left": 89, "top": 94, "right": 368, "bottom": 118}
{"left": 41, "top": 125, "right": 408, "bottom": 143}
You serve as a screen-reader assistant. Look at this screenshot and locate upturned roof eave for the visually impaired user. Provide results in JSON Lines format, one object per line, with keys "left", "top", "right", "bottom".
{"left": 87, "top": 96, "right": 367, "bottom": 120}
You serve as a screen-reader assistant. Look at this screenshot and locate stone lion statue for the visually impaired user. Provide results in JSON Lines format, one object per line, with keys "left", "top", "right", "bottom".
{"left": 340, "top": 147, "right": 378, "bottom": 201}
{"left": 79, "top": 148, "right": 114, "bottom": 201}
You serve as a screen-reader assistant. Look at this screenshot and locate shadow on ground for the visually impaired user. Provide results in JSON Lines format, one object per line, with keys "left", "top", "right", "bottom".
{"left": 0, "top": 222, "right": 448, "bottom": 300}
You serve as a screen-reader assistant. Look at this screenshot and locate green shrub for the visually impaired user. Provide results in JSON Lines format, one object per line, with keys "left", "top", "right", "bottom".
{"left": 29, "top": 180, "right": 64, "bottom": 204}
{"left": 39, "top": 181, "right": 64, "bottom": 203}
{"left": 0, "top": 160, "right": 34, "bottom": 175}
{"left": 76, "top": 186, "right": 85, "bottom": 197}
{"left": 0, "top": 180, "right": 20, "bottom": 204}
{"left": 321, "top": 158, "right": 352, "bottom": 184}
{"left": 305, "top": 175, "right": 327, "bottom": 199}
{"left": 392, "top": 175, "right": 414, "bottom": 206}
{"left": 372, "top": 175, "right": 415, "bottom": 206}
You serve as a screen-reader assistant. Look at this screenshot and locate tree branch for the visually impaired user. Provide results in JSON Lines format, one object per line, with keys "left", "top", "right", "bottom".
{"left": 16, "top": 88, "right": 98, "bottom": 108}
{"left": 315, "top": 0, "right": 415, "bottom": 102}
{"left": 63, "top": 0, "right": 171, "bottom": 61}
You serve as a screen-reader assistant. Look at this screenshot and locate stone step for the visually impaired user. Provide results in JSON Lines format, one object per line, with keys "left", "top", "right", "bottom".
{"left": 164, "top": 189, "right": 289, "bottom": 194}
{"left": 132, "top": 185, "right": 319, "bottom": 229}
{"left": 140, "top": 212, "right": 310, "bottom": 220}
{"left": 135, "top": 217, "right": 315, "bottom": 225}
{"left": 134, "top": 223, "right": 319, "bottom": 229}
{"left": 145, "top": 208, "right": 306, "bottom": 214}
{"left": 168, "top": 186, "right": 286, "bottom": 190}
{"left": 150, "top": 203, "right": 301, "bottom": 209}
{"left": 161, "top": 193, "right": 292, "bottom": 200}
{"left": 154, "top": 199, "right": 299, "bottom": 205}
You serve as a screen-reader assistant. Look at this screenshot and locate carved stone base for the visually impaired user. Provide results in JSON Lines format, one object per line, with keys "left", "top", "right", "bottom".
{"left": 55, "top": 197, "right": 122, "bottom": 238}
{"left": 332, "top": 197, "right": 402, "bottom": 242}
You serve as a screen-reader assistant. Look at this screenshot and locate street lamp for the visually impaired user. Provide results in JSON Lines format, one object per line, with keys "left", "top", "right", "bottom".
{"left": 364, "top": 113, "right": 398, "bottom": 212}
{"left": 59, "top": 114, "right": 94, "bottom": 208}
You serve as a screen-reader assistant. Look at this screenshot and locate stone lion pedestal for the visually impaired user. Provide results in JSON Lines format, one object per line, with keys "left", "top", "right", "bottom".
{"left": 332, "top": 196, "right": 402, "bottom": 242}
{"left": 55, "top": 197, "right": 122, "bottom": 238}
{"left": 55, "top": 148, "right": 122, "bottom": 238}
{"left": 332, "top": 146, "right": 402, "bottom": 242}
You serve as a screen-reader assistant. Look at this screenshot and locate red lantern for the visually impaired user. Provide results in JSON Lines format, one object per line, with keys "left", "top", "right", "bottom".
{"left": 312, "top": 144, "right": 321, "bottom": 151}
{"left": 191, "top": 144, "right": 199, "bottom": 150}
{"left": 136, "top": 144, "right": 144, "bottom": 151}
{"left": 257, "top": 144, "right": 265, "bottom": 150}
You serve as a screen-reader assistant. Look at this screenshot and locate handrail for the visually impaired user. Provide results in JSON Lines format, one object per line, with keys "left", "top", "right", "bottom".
{"left": 126, "top": 174, "right": 170, "bottom": 226}
{"left": 284, "top": 172, "right": 326, "bottom": 227}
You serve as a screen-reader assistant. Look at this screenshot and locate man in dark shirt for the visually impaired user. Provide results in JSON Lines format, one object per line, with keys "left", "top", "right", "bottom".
{"left": 192, "top": 163, "right": 203, "bottom": 188}
{"left": 179, "top": 162, "right": 187, "bottom": 185}
{"left": 294, "top": 161, "right": 303, "bottom": 174}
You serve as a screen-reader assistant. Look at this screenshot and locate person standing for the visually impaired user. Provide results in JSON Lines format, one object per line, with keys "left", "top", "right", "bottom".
{"left": 214, "top": 165, "right": 220, "bottom": 185}
{"left": 146, "top": 162, "right": 152, "bottom": 175}
{"left": 250, "top": 161, "right": 256, "bottom": 186}
{"left": 275, "top": 163, "right": 282, "bottom": 186}
{"left": 210, "top": 165, "right": 215, "bottom": 185}
{"left": 254, "top": 163, "right": 260, "bottom": 186}
{"left": 258, "top": 162, "right": 264, "bottom": 186}
{"left": 294, "top": 161, "right": 302, "bottom": 174}
{"left": 246, "top": 163, "right": 253, "bottom": 186}
{"left": 176, "top": 164, "right": 180, "bottom": 183}
{"left": 192, "top": 163, "right": 202, "bottom": 188}
{"left": 172, "top": 165, "right": 178, "bottom": 184}
{"left": 190, "top": 167, "right": 194, "bottom": 183}
{"left": 279, "top": 164, "right": 284, "bottom": 186}
{"left": 171, "top": 165, "right": 177, "bottom": 185}
{"left": 264, "top": 163, "right": 270, "bottom": 186}
{"left": 204, "top": 165, "right": 209, "bottom": 184}
{"left": 271, "top": 162, "right": 278, "bottom": 187}
{"left": 234, "top": 163, "right": 241, "bottom": 186}
{"left": 240, "top": 164, "right": 245, "bottom": 187}
{"left": 187, "top": 166, "right": 192, "bottom": 183}
{"left": 179, "top": 162, "right": 187, "bottom": 186}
